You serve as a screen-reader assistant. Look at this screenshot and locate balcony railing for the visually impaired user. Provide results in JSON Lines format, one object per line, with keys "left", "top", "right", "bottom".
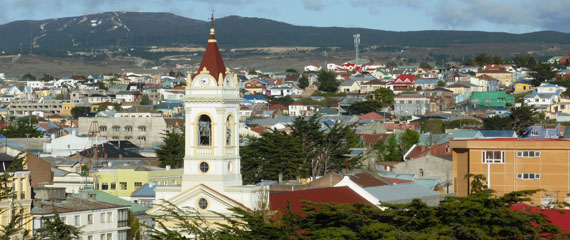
{"left": 196, "top": 147, "right": 212, "bottom": 156}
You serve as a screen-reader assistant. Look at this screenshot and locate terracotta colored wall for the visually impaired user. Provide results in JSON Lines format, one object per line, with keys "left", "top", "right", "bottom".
{"left": 25, "top": 153, "right": 53, "bottom": 187}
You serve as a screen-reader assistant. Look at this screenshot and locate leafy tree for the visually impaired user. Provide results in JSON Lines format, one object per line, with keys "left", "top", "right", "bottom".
{"left": 20, "top": 73, "right": 36, "bottom": 81}
{"left": 372, "top": 88, "right": 395, "bottom": 106}
{"left": 127, "top": 211, "right": 141, "bottom": 240}
{"left": 445, "top": 118, "right": 482, "bottom": 129}
{"left": 155, "top": 127, "right": 185, "bottom": 168}
{"left": 316, "top": 70, "right": 339, "bottom": 92}
{"left": 399, "top": 129, "right": 419, "bottom": 156}
{"left": 419, "top": 62, "right": 432, "bottom": 70}
{"left": 140, "top": 94, "right": 151, "bottom": 105}
{"left": 285, "top": 68, "right": 298, "bottom": 73}
{"left": 40, "top": 73, "right": 55, "bottom": 82}
{"left": 96, "top": 104, "right": 108, "bottom": 112}
{"left": 384, "top": 135, "right": 402, "bottom": 161}
{"left": 149, "top": 173, "right": 569, "bottom": 239}
{"left": 35, "top": 212, "right": 81, "bottom": 240}
{"left": 483, "top": 105, "right": 538, "bottom": 137}
{"left": 298, "top": 75, "right": 309, "bottom": 89}
{"left": 70, "top": 107, "right": 86, "bottom": 118}
{"left": 1, "top": 120, "right": 42, "bottom": 138}
{"left": 248, "top": 69, "right": 258, "bottom": 75}
{"left": 112, "top": 102, "right": 123, "bottom": 111}
{"left": 241, "top": 130, "right": 307, "bottom": 184}
{"left": 347, "top": 101, "right": 382, "bottom": 115}
{"left": 421, "top": 119, "right": 445, "bottom": 134}
{"left": 267, "top": 96, "right": 294, "bottom": 107}
{"left": 97, "top": 81, "right": 108, "bottom": 90}
{"left": 530, "top": 63, "right": 556, "bottom": 86}
{"left": 437, "top": 80, "right": 446, "bottom": 87}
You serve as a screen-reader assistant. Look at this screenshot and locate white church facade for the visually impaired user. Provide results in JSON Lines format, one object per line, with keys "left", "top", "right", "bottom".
{"left": 147, "top": 19, "right": 264, "bottom": 225}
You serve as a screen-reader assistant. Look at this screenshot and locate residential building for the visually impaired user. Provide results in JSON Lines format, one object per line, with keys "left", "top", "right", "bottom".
{"left": 451, "top": 138, "right": 570, "bottom": 203}
{"left": 393, "top": 155, "right": 453, "bottom": 193}
{"left": 470, "top": 91, "right": 514, "bottom": 107}
{"left": 93, "top": 166, "right": 183, "bottom": 200}
{"left": 424, "top": 88, "right": 454, "bottom": 111}
{"left": 304, "top": 64, "right": 321, "bottom": 72}
{"left": 387, "top": 74, "right": 416, "bottom": 93}
{"left": 338, "top": 80, "right": 361, "bottom": 93}
{"left": 78, "top": 115, "right": 172, "bottom": 148}
{"left": 524, "top": 84, "right": 566, "bottom": 111}
{"left": 31, "top": 188, "right": 129, "bottom": 240}
{"left": 0, "top": 170, "right": 33, "bottom": 238}
{"left": 476, "top": 69, "right": 515, "bottom": 86}
{"left": 513, "top": 80, "right": 535, "bottom": 93}
{"left": 8, "top": 100, "right": 64, "bottom": 116}
{"left": 394, "top": 94, "right": 430, "bottom": 117}
{"left": 360, "top": 79, "right": 386, "bottom": 93}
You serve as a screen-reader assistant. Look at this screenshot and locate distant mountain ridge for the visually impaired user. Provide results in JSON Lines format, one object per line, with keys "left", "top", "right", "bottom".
{"left": 2, "top": 12, "right": 570, "bottom": 55}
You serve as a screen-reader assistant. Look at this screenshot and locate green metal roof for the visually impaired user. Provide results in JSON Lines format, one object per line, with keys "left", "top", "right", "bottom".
{"left": 73, "top": 190, "right": 148, "bottom": 215}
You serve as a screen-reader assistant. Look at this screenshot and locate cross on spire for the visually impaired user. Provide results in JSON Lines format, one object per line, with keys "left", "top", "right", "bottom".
{"left": 209, "top": 10, "right": 215, "bottom": 29}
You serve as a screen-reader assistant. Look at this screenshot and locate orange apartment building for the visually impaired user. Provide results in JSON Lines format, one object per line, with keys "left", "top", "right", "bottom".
{"left": 451, "top": 138, "right": 570, "bottom": 204}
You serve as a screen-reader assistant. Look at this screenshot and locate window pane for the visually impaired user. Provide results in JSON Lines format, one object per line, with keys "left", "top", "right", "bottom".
{"left": 529, "top": 174, "right": 535, "bottom": 179}
{"left": 536, "top": 152, "right": 541, "bottom": 157}
{"left": 529, "top": 152, "right": 535, "bottom": 157}
{"left": 523, "top": 151, "right": 529, "bottom": 157}
{"left": 493, "top": 151, "right": 501, "bottom": 159}
{"left": 486, "top": 151, "right": 493, "bottom": 160}
{"left": 523, "top": 173, "right": 529, "bottom": 179}
{"left": 536, "top": 174, "right": 541, "bottom": 179}
{"left": 517, "top": 173, "right": 522, "bottom": 179}
{"left": 517, "top": 152, "right": 522, "bottom": 157}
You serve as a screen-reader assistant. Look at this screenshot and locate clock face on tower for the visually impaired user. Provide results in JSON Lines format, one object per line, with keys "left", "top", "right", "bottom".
{"left": 199, "top": 76, "right": 210, "bottom": 86}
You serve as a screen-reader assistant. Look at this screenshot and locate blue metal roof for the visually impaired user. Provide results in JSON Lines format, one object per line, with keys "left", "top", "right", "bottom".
{"left": 130, "top": 184, "right": 156, "bottom": 198}
{"left": 364, "top": 182, "right": 441, "bottom": 203}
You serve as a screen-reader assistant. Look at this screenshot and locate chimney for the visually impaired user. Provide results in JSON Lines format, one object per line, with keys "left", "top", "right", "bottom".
{"left": 166, "top": 165, "right": 171, "bottom": 171}
{"left": 79, "top": 189, "right": 88, "bottom": 200}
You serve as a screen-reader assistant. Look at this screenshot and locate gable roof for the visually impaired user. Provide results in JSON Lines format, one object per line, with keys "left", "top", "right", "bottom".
{"left": 348, "top": 173, "right": 390, "bottom": 188}
{"left": 269, "top": 186, "right": 373, "bottom": 215}
{"left": 364, "top": 182, "right": 441, "bottom": 204}
{"left": 358, "top": 112, "right": 385, "bottom": 120}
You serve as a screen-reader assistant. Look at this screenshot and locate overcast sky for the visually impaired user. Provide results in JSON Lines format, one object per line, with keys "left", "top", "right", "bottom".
{"left": 1, "top": 0, "right": 569, "bottom": 33}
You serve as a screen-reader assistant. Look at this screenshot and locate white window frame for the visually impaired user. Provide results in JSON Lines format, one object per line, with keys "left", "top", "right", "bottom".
{"left": 482, "top": 150, "right": 505, "bottom": 164}
{"left": 516, "top": 151, "right": 541, "bottom": 158}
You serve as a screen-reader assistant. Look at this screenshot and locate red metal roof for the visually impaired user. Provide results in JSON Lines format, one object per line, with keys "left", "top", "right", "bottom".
{"left": 510, "top": 203, "right": 570, "bottom": 234}
{"left": 358, "top": 112, "right": 385, "bottom": 120}
{"left": 349, "top": 173, "right": 389, "bottom": 188}
{"left": 270, "top": 186, "right": 373, "bottom": 216}
{"left": 197, "top": 26, "right": 226, "bottom": 83}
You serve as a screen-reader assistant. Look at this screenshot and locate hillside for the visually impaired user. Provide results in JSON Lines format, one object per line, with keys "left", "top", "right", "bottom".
{"left": 2, "top": 12, "right": 570, "bottom": 56}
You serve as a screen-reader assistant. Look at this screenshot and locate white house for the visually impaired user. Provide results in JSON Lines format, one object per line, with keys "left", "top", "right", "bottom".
{"left": 327, "top": 63, "right": 341, "bottom": 71}
{"left": 31, "top": 188, "right": 130, "bottom": 240}
{"left": 524, "top": 84, "right": 567, "bottom": 110}
{"left": 288, "top": 103, "right": 309, "bottom": 116}
{"left": 41, "top": 129, "right": 105, "bottom": 158}
{"left": 88, "top": 94, "right": 112, "bottom": 104}
{"left": 26, "top": 81, "right": 45, "bottom": 89}
{"left": 304, "top": 64, "right": 322, "bottom": 72}
{"left": 115, "top": 91, "right": 137, "bottom": 103}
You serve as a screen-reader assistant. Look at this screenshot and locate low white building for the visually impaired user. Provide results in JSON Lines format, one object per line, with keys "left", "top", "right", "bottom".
{"left": 42, "top": 130, "right": 106, "bottom": 158}
{"left": 304, "top": 64, "right": 322, "bottom": 72}
{"left": 31, "top": 188, "right": 130, "bottom": 240}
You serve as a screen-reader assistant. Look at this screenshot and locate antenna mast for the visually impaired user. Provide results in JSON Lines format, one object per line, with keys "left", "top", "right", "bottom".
{"left": 353, "top": 33, "right": 360, "bottom": 69}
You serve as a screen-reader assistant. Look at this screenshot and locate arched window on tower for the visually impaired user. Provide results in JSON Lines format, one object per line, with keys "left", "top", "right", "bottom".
{"left": 198, "top": 115, "right": 211, "bottom": 146}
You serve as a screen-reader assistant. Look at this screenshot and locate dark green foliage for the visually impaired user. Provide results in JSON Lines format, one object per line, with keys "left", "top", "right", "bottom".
{"left": 421, "top": 119, "right": 445, "bottom": 134}
{"left": 140, "top": 94, "right": 151, "bottom": 105}
{"left": 40, "top": 73, "right": 55, "bottom": 82}
{"left": 96, "top": 104, "right": 108, "bottom": 112}
{"left": 242, "top": 115, "right": 360, "bottom": 183}
{"left": 316, "top": 70, "right": 339, "bottom": 92}
{"left": 20, "top": 73, "right": 36, "bottom": 81}
{"left": 347, "top": 101, "right": 382, "bottom": 115}
{"left": 70, "top": 107, "right": 86, "bottom": 118}
{"left": 445, "top": 118, "right": 482, "bottom": 129}
{"left": 419, "top": 62, "right": 432, "bottom": 70}
{"left": 530, "top": 63, "right": 556, "bottom": 86}
{"left": 483, "top": 105, "right": 538, "bottom": 137}
{"left": 35, "top": 212, "right": 81, "bottom": 240}
{"left": 399, "top": 129, "right": 419, "bottom": 156}
{"left": 285, "top": 68, "right": 298, "bottom": 73}
{"left": 241, "top": 130, "right": 307, "bottom": 184}
{"left": 437, "top": 80, "right": 446, "bottom": 87}
{"left": 150, "top": 174, "right": 568, "bottom": 239}
{"left": 155, "top": 127, "right": 185, "bottom": 168}
{"left": 464, "top": 53, "right": 505, "bottom": 67}
{"left": 384, "top": 135, "right": 402, "bottom": 161}
{"left": 97, "top": 81, "right": 108, "bottom": 90}
{"left": 372, "top": 88, "right": 395, "bottom": 105}
{"left": 512, "top": 55, "right": 537, "bottom": 68}
{"left": 127, "top": 211, "right": 141, "bottom": 240}
{"left": 1, "top": 120, "right": 42, "bottom": 138}
{"left": 298, "top": 75, "right": 309, "bottom": 89}
{"left": 267, "top": 96, "right": 294, "bottom": 106}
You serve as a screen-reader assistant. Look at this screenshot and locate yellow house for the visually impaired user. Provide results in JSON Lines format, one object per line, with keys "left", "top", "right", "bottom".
{"left": 93, "top": 167, "right": 183, "bottom": 198}
{"left": 513, "top": 81, "right": 535, "bottom": 93}
{"left": 451, "top": 138, "right": 570, "bottom": 204}
{"left": 61, "top": 102, "right": 75, "bottom": 115}
{"left": 0, "top": 171, "right": 33, "bottom": 237}
{"left": 33, "top": 89, "right": 51, "bottom": 99}
{"left": 477, "top": 70, "right": 514, "bottom": 87}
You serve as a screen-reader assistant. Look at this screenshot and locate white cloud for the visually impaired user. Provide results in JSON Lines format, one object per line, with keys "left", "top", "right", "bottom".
{"left": 303, "top": 0, "right": 325, "bottom": 11}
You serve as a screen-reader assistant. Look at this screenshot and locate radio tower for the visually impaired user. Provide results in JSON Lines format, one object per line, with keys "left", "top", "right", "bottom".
{"left": 353, "top": 33, "right": 360, "bottom": 68}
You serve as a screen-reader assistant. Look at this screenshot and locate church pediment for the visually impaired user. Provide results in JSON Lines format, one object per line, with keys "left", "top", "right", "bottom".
{"left": 147, "top": 184, "right": 251, "bottom": 216}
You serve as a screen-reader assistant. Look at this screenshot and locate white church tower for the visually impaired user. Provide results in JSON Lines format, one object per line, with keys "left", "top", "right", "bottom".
{"left": 148, "top": 15, "right": 263, "bottom": 223}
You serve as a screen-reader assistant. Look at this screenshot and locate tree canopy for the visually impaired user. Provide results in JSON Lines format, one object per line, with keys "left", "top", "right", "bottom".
{"left": 155, "top": 127, "right": 185, "bottom": 168}
{"left": 347, "top": 101, "right": 383, "bottom": 115}
{"left": 1, "top": 120, "right": 42, "bottom": 138}
{"left": 241, "top": 115, "right": 360, "bottom": 183}
{"left": 372, "top": 88, "right": 395, "bottom": 106}
{"left": 316, "top": 70, "right": 339, "bottom": 92}
{"left": 140, "top": 94, "right": 151, "bottom": 105}
{"left": 530, "top": 63, "right": 556, "bottom": 86}
{"left": 298, "top": 75, "right": 309, "bottom": 89}
{"left": 70, "top": 107, "right": 86, "bottom": 119}
{"left": 483, "top": 105, "right": 539, "bottom": 137}
{"left": 149, "top": 174, "right": 567, "bottom": 239}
